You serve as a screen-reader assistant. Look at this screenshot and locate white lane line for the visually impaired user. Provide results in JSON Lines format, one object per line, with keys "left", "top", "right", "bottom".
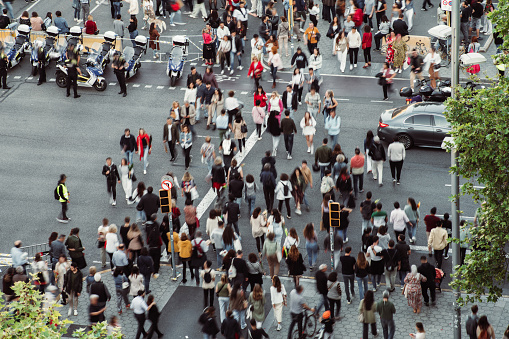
{"left": 169, "top": 87, "right": 176, "bottom": 89}
{"left": 444, "top": 184, "right": 485, "bottom": 189}
{"left": 132, "top": 84, "right": 140, "bottom": 88}
{"left": 109, "top": 83, "right": 117, "bottom": 86}
{"left": 180, "top": 87, "right": 187, "bottom": 90}
{"left": 196, "top": 135, "right": 219, "bottom": 138}
{"left": 49, "top": 78, "right": 55, "bottom": 81}
{"left": 89, "top": 2, "right": 103, "bottom": 14}
{"left": 14, "top": 76, "right": 21, "bottom": 79}
{"left": 157, "top": 85, "right": 165, "bottom": 89}
{"left": 337, "top": 98, "right": 350, "bottom": 101}
{"left": 278, "top": 70, "right": 411, "bottom": 81}
{"left": 241, "top": 91, "right": 248, "bottom": 95}
{"left": 145, "top": 85, "right": 153, "bottom": 88}
{"left": 17, "top": 0, "right": 41, "bottom": 19}
{"left": 27, "top": 77, "right": 33, "bottom": 80}
{"left": 371, "top": 100, "right": 393, "bottom": 103}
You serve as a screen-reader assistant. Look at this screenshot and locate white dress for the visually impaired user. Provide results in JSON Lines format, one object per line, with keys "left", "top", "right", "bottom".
{"left": 119, "top": 164, "right": 133, "bottom": 200}
{"left": 300, "top": 116, "right": 316, "bottom": 136}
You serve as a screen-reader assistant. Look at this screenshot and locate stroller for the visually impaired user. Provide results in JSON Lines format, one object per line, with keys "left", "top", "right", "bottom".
{"left": 434, "top": 268, "right": 446, "bottom": 292}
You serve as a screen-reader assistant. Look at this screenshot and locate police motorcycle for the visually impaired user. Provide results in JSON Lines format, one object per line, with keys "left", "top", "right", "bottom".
{"left": 4, "top": 24, "right": 32, "bottom": 68}
{"left": 166, "top": 35, "right": 189, "bottom": 86}
{"left": 56, "top": 26, "right": 84, "bottom": 64}
{"left": 123, "top": 35, "right": 147, "bottom": 79}
{"left": 93, "top": 31, "right": 117, "bottom": 72}
{"left": 55, "top": 28, "right": 107, "bottom": 92}
{"left": 30, "top": 26, "right": 60, "bottom": 76}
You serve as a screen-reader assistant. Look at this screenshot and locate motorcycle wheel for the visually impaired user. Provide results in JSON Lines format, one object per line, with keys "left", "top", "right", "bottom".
{"left": 93, "top": 79, "right": 107, "bottom": 91}
{"left": 31, "top": 65, "right": 38, "bottom": 76}
{"left": 170, "top": 75, "right": 177, "bottom": 86}
{"left": 55, "top": 71, "right": 67, "bottom": 88}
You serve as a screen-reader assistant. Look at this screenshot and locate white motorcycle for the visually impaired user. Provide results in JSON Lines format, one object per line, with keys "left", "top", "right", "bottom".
{"left": 5, "top": 24, "right": 31, "bottom": 68}
{"left": 30, "top": 26, "right": 60, "bottom": 76}
{"left": 124, "top": 35, "right": 147, "bottom": 79}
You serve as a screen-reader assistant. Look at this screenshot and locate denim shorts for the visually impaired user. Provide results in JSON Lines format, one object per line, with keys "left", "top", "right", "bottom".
{"left": 470, "top": 17, "right": 481, "bottom": 30}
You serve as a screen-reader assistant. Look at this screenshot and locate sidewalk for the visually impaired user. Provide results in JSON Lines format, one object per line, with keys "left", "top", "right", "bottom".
{"left": 263, "top": 275, "right": 509, "bottom": 339}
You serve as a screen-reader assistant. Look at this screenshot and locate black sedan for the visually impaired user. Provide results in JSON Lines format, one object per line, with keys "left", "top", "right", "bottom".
{"left": 377, "top": 102, "right": 451, "bottom": 149}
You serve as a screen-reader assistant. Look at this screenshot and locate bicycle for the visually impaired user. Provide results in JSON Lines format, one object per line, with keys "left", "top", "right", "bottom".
{"left": 290, "top": 308, "right": 318, "bottom": 339}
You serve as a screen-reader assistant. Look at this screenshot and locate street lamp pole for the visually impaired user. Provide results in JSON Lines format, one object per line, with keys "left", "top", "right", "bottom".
{"left": 450, "top": 0, "right": 461, "bottom": 338}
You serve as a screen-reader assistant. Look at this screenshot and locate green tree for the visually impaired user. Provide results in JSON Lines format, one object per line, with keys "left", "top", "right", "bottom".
{"left": 444, "top": 0, "right": 509, "bottom": 303}
{"left": 0, "top": 281, "right": 122, "bottom": 339}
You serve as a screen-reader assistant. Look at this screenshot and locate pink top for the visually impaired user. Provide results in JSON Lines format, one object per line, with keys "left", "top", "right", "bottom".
{"left": 202, "top": 32, "right": 212, "bottom": 44}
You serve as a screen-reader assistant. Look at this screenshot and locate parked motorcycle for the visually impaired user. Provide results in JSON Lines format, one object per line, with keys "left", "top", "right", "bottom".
{"left": 166, "top": 35, "right": 189, "bottom": 86}
{"left": 95, "top": 31, "right": 117, "bottom": 71}
{"left": 5, "top": 24, "right": 31, "bottom": 68}
{"left": 57, "top": 26, "right": 84, "bottom": 64}
{"left": 400, "top": 79, "right": 452, "bottom": 103}
{"left": 124, "top": 35, "right": 147, "bottom": 79}
{"left": 55, "top": 60, "right": 107, "bottom": 91}
{"left": 30, "top": 26, "right": 60, "bottom": 76}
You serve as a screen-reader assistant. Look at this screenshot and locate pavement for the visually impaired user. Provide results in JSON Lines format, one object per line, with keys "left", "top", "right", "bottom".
{"left": 0, "top": 0, "right": 506, "bottom": 337}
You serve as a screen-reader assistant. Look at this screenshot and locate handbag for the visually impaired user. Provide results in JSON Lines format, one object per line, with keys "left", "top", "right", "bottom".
{"left": 190, "top": 186, "right": 199, "bottom": 200}
{"left": 358, "top": 311, "right": 365, "bottom": 323}
{"left": 233, "top": 237, "right": 242, "bottom": 251}
{"left": 240, "top": 123, "right": 248, "bottom": 134}
{"left": 131, "top": 173, "right": 137, "bottom": 182}
{"left": 122, "top": 276, "right": 129, "bottom": 290}
{"left": 362, "top": 42, "right": 367, "bottom": 49}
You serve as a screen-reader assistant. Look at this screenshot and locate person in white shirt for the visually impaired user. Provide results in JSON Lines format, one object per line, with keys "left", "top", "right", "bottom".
{"left": 347, "top": 26, "right": 362, "bottom": 70}
{"left": 270, "top": 275, "right": 287, "bottom": 331}
{"left": 389, "top": 201, "right": 411, "bottom": 240}
{"left": 105, "top": 224, "right": 120, "bottom": 271}
{"left": 216, "top": 21, "right": 230, "bottom": 41}
{"left": 250, "top": 34, "right": 264, "bottom": 60}
{"left": 184, "top": 82, "right": 197, "bottom": 106}
{"left": 387, "top": 137, "right": 406, "bottom": 184}
{"left": 423, "top": 46, "right": 441, "bottom": 89}
{"left": 131, "top": 290, "right": 148, "bottom": 338}
{"left": 366, "top": 236, "right": 384, "bottom": 291}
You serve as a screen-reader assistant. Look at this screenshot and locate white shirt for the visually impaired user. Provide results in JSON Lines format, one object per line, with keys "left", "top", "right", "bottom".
{"left": 290, "top": 73, "right": 304, "bottom": 87}
{"left": 217, "top": 26, "right": 230, "bottom": 40}
{"left": 347, "top": 30, "right": 362, "bottom": 49}
{"left": 270, "top": 284, "right": 287, "bottom": 305}
{"left": 367, "top": 244, "right": 383, "bottom": 261}
{"left": 191, "top": 237, "right": 209, "bottom": 253}
{"left": 251, "top": 38, "right": 264, "bottom": 57}
{"left": 224, "top": 97, "right": 240, "bottom": 111}
{"left": 184, "top": 87, "right": 197, "bottom": 103}
{"left": 131, "top": 295, "right": 148, "bottom": 314}
{"left": 390, "top": 208, "right": 410, "bottom": 232}
{"left": 233, "top": 7, "right": 249, "bottom": 22}
{"left": 105, "top": 233, "right": 119, "bottom": 253}
{"left": 387, "top": 141, "right": 406, "bottom": 161}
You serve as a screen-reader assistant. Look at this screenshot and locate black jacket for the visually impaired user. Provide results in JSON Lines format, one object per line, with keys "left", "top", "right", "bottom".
{"left": 136, "top": 192, "right": 160, "bottom": 217}
{"left": 326, "top": 21, "right": 341, "bottom": 38}
{"left": 200, "top": 313, "right": 220, "bottom": 335}
{"left": 211, "top": 165, "right": 226, "bottom": 184}
{"left": 229, "top": 178, "right": 244, "bottom": 198}
{"left": 137, "top": 255, "right": 155, "bottom": 276}
{"left": 261, "top": 156, "right": 277, "bottom": 178}
{"left": 417, "top": 262, "right": 436, "bottom": 286}
{"left": 102, "top": 164, "right": 120, "bottom": 182}
{"left": 223, "top": 201, "right": 240, "bottom": 223}
{"left": 258, "top": 21, "right": 271, "bottom": 40}
{"left": 90, "top": 281, "right": 111, "bottom": 303}
{"left": 393, "top": 19, "right": 408, "bottom": 36}
{"left": 260, "top": 170, "right": 276, "bottom": 189}
{"left": 282, "top": 90, "right": 298, "bottom": 111}
{"left": 270, "top": 15, "right": 279, "bottom": 32}
{"left": 0, "top": 15, "right": 10, "bottom": 29}
{"left": 64, "top": 270, "right": 83, "bottom": 294}
{"left": 291, "top": 52, "right": 308, "bottom": 69}
{"left": 368, "top": 143, "right": 386, "bottom": 161}
{"left": 315, "top": 270, "right": 328, "bottom": 295}
{"left": 186, "top": 72, "right": 202, "bottom": 86}
{"left": 232, "top": 35, "right": 243, "bottom": 53}
{"left": 221, "top": 316, "right": 241, "bottom": 339}
{"left": 120, "top": 134, "right": 137, "bottom": 152}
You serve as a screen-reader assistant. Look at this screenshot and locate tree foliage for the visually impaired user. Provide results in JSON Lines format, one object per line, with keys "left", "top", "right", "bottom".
{"left": 0, "top": 281, "right": 122, "bottom": 339}
{"left": 444, "top": 0, "right": 509, "bottom": 303}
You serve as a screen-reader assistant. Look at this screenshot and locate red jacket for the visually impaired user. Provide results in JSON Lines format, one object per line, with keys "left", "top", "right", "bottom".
{"left": 248, "top": 61, "right": 263, "bottom": 79}
{"left": 353, "top": 8, "right": 363, "bottom": 27}
{"left": 253, "top": 92, "right": 268, "bottom": 107}
{"left": 362, "top": 32, "right": 372, "bottom": 48}
{"left": 85, "top": 20, "right": 98, "bottom": 35}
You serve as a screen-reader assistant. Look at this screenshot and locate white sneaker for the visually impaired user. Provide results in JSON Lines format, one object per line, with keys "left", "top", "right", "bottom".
{"left": 311, "top": 145, "right": 314, "bottom": 154}
{"left": 170, "top": 23, "right": 176, "bottom": 26}
{"left": 257, "top": 137, "right": 262, "bottom": 140}
{"left": 230, "top": 69, "right": 234, "bottom": 75}
{"left": 143, "top": 170, "right": 147, "bottom": 174}
{"left": 112, "top": 200, "right": 116, "bottom": 206}
{"left": 307, "top": 147, "right": 310, "bottom": 153}
{"left": 344, "top": 237, "right": 349, "bottom": 243}
{"left": 73, "top": 309, "right": 78, "bottom": 316}
{"left": 68, "top": 308, "right": 72, "bottom": 316}
{"left": 287, "top": 154, "right": 292, "bottom": 160}
{"left": 276, "top": 324, "right": 282, "bottom": 331}
{"left": 354, "top": 64, "right": 357, "bottom": 68}
{"left": 221, "top": 70, "right": 224, "bottom": 75}
{"left": 412, "top": 236, "right": 416, "bottom": 242}
{"left": 350, "top": 65, "right": 353, "bottom": 70}
{"left": 238, "top": 66, "right": 243, "bottom": 70}
{"left": 189, "top": 15, "right": 197, "bottom": 18}
{"left": 295, "top": 208, "right": 301, "bottom": 215}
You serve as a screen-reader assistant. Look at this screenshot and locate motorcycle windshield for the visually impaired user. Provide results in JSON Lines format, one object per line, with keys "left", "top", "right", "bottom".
{"left": 90, "top": 42, "right": 101, "bottom": 54}
{"left": 3, "top": 36, "right": 14, "bottom": 50}
{"left": 123, "top": 46, "right": 134, "bottom": 61}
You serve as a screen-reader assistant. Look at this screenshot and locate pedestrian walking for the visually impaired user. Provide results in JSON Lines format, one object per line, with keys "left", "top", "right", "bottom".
{"left": 248, "top": 283, "right": 266, "bottom": 328}
{"left": 90, "top": 273, "right": 111, "bottom": 309}
{"left": 336, "top": 166, "right": 352, "bottom": 207}
{"left": 137, "top": 248, "right": 154, "bottom": 293}
{"left": 409, "top": 322, "right": 426, "bottom": 338}
{"left": 119, "top": 158, "right": 134, "bottom": 202}
{"left": 404, "top": 264, "right": 426, "bottom": 313}
{"left": 465, "top": 304, "right": 479, "bottom": 339}
{"left": 326, "top": 272, "right": 342, "bottom": 319}
{"left": 260, "top": 163, "right": 276, "bottom": 211}
{"left": 199, "top": 306, "right": 220, "bottom": 339}
{"left": 102, "top": 157, "right": 120, "bottom": 206}
{"left": 376, "top": 290, "right": 396, "bottom": 339}
{"left": 251, "top": 207, "right": 267, "bottom": 256}
{"left": 65, "top": 43, "right": 80, "bottom": 98}
{"left": 424, "top": 207, "right": 440, "bottom": 255}
{"left": 112, "top": 52, "right": 128, "bottom": 97}
{"left": 359, "top": 290, "right": 378, "bottom": 338}
{"left": 275, "top": 173, "right": 293, "bottom": 219}
{"left": 231, "top": 113, "right": 247, "bottom": 155}
{"left": 350, "top": 147, "right": 365, "bottom": 198}
{"left": 247, "top": 55, "right": 264, "bottom": 91}
{"left": 0, "top": 48, "right": 10, "bottom": 90}
{"left": 132, "top": 290, "right": 148, "bottom": 339}
{"left": 65, "top": 228, "right": 86, "bottom": 269}
{"left": 390, "top": 201, "right": 411, "bottom": 240}
{"left": 63, "top": 262, "right": 83, "bottom": 316}
{"left": 215, "top": 273, "right": 231, "bottom": 323}
{"left": 381, "top": 240, "right": 398, "bottom": 291}
{"left": 105, "top": 225, "right": 120, "bottom": 270}
{"left": 262, "top": 232, "right": 281, "bottom": 277}
{"left": 128, "top": 15, "right": 139, "bottom": 48}
{"left": 387, "top": 137, "right": 405, "bottom": 184}
{"left": 366, "top": 235, "right": 384, "bottom": 291}
{"left": 136, "top": 128, "right": 152, "bottom": 175}
{"left": 395, "top": 234, "right": 411, "bottom": 287}
{"left": 246, "top": 253, "right": 263, "bottom": 291}
{"left": 36, "top": 43, "right": 47, "bottom": 86}
{"left": 427, "top": 221, "right": 448, "bottom": 269}
{"left": 340, "top": 247, "right": 356, "bottom": 304}
{"left": 281, "top": 110, "right": 297, "bottom": 160}
{"left": 229, "top": 282, "right": 248, "bottom": 330}
{"left": 180, "top": 125, "right": 193, "bottom": 170}
{"left": 325, "top": 110, "right": 341, "bottom": 148}
{"left": 368, "top": 136, "right": 386, "bottom": 186}
{"left": 113, "top": 267, "right": 130, "bottom": 315}
{"left": 97, "top": 220, "right": 108, "bottom": 267}
{"left": 163, "top": 117, "right": 179, "bottom": 162}
{"left": 269, "top": 275, "right": 286, "bottom": 331}
{"left": 119, "top": 128, "right": 137, "bottom": 165}
{"left": 380, "top": 62, "right": 396, "bottom": 100}
{"left": 145, "top": 294, "right": 164, "bottom": 338}
{"left": 404, "top": 198, "right": 420, "bottom": 243}
{"left": 315, "top": 264, "right": 330, "bottom": 313}
{"left": 267, "top": 106, "right": 282, "bottom": 157}
{"left": 354, "top": 252, "right": 369, "bottom": 298}
{"left": 303, "top": 223, "right": 319, "bottom": 269}
{"left": 286, "top": 245, "right": 305, "bottom": 287}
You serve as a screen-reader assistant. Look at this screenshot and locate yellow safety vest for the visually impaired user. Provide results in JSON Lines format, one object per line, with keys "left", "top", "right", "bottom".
{"left": 58, "top": 183, "right": 69, "bottom": 202}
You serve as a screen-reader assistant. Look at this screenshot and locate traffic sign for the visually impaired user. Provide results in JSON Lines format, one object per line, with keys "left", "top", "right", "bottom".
{"left": 161, "top": 180, "right": 173, "bottom": 190}
{"left": 441, "top": 0, "right": 452, "bottom": 11}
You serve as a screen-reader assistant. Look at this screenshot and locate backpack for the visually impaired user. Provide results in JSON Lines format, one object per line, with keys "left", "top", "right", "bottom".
{"left": 320, "top": 177, "right": 332, "bottom": 194}
{"left": 192, "top": 239, "right": 204, "bottom": 258}
{"left": 371, "top": 144, "right": 383, "bottom": 160}
{"left": 204, "top": 269, "right": 212, "bottom": 283}
{"left": 361, "top": 201, "right": 375, "bottom": 220}
{"left": 222, "top": 139, "right": 232, "bottom": 155}
{"left": 228, "top": 259, "right": 237, "bottom": 278}
{"left": 385, "top": 249, "right": 397, "bottom": 272}
{"left": 283, "top": 182, "right": 289, "bottom": 196}
{"left": 230, "top": 166, "right": 240, "bottom": 180}
{"left": 54, "top": 185, "right": 61, "bottom": 200}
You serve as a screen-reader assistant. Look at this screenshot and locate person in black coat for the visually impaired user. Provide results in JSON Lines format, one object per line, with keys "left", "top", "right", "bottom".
{"left": 119, "top": 128, "right": 137, "bottom": 165}
{"left": 221, "top": 310, "right": 241, "bottom": 339}
{"left": 326, "top": 17, "right": 341, "bottom": 39}
{"left": 223, "top": 194, "right": 241, "bottom": 235}
{"left": 137, "top": 186, "right": 160, "bottom": 219}
{"left": 286, "top": 245, "right": 306, "bottom": 286}
{"left": 102, "top": 157, "right": 121, "bottom": 206}
{"left": 63, "top": 262, "right": 83, "bottom": 315}
{"left": 282, "top": 85, "right": 298, "bottom": 112}
{"left": 392, "top": 13, "right": 408, "bottom": 36}
{"left": 199, "top": 306, "right": 220, "bottom": 338}
{"left": 89, "top": 273, "right": 111, "bottom": 308}
{"left": 261, "top": 151, "right": 277, "bottom": 178}
{"left": 146, "top": 214, "right": 162, "bottom": 276}
{"left": 417, "top": 255, "right": 436, "bottom": 306}
{"left": 260, "top": 163, "right": 276, "bottom": 211}
{"left": 315, "top": 264, "right": 330, "bottom": 313}
{"left": 231, "top": 251, "right": 249, "bottom": 290}
{"left": 146, "top": 294, "right": 164, "bottom": 338}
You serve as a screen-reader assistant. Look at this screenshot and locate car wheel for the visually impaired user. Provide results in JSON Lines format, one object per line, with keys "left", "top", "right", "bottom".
{"left": 398, "top": 134, "right": 413, "bottom": 149}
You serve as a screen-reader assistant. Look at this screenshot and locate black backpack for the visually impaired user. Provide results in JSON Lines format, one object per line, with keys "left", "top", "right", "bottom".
{"left": 385, "top": 249, "right": 397, "bottom": 272}
{"left": 283, "top": 183, "right": 289, "bottom": 196}
{"left": 361, "top": 201, "right": 375, "bottom": 220}
{"left": 204, "top": 269, "right": 212, "bottom": 283}
{"left": 54, "top": 184, "right": 61, "bottom": 200}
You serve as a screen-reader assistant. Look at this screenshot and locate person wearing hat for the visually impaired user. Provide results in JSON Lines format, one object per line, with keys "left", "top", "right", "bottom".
{"left": 376, "top": 290, "right": 396, "bottom": 339}
{"left": 111, "top": 52, "right": 128, "bottom": 97}
{"left": 319, "top": 310, "right": 335, "bottom": 338}
{"left": 368, "top": 136, "right": 386, "bottom": 187}
{"left": 89, "top": 273, "right": 111, "bottom": 308}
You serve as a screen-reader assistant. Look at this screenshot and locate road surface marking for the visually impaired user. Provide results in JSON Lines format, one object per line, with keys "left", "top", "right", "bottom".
{"left": 371, "top": 100, "right": 393, "bottom": 103}
{"left": 145, "top": 85, "right": 153, "bottom": 88}
{"left": 27, "top": 77, "right": 33, "bottom": 80}
{"left": 132, "top": 84, "right": 140, "bottom": 87}
{"left": 157, "top": 86, "right": 165, "bottom": 89}
{"left": 241, "top": 91, "right": 248, "bottom": 95}
{"left": 109, "top": 83, "right": 116, "bottom": 86}
{"left": 14, "top": 76, "right": 21, "bottom": 79}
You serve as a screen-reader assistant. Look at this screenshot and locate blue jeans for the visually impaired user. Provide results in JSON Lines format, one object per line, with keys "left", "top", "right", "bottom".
{"left": 356, "top": 275, "right": 369, "bottom": 299}
{"left": 361, "top": 219, "right": 373, "bottom": 234}
{"left": 399, "top": 270, "right": 409, "bottom": 285}
{"left": 143, "top": 273, "right": 151, "bottom": 292}
{"left": 407, "top": 220, "right": 417, "bottom": 239}
{"left": 381, "top": 318, "right": 395, "bottom": 339}
{"left": 308, "top": 107, "right": 318, "bottom": 119}
{"left": 371, "top": 272, "right": 382, "bottom": 290}
{"left": 169, "top": 10, "right": 182, "bottom": 24}
{"left": 142, "top": 146, "right": 149, "bottom": 170}
{"left": 216, "top": 250, "right": 223, "bottom": 268}
{"left": 329, "top": 134, "right": 338, "bottom": 148}
{"left": 3, "top": 1, "right": 14, "bottom": 19}
{"left": 306, "top": 241, "right": 318, "bottom": 266}
{"left": 337, "top": 228, "right": 347, "bottom": 242}
{"left": 196, "top": 98, "right": 202, "bottom": 121}
{"left": 246, "top": 195, "right": 256, "bottom": 216}
{"left": 343, "top": 274, "right": 355, "bottom": 301}
{"left": 218, "top": 296, "right": 229, "bottom": 323}
{"left": 136, "top": 209, "right": 147, "bottom": 223}
{"left": 233, "top": 309, "right": 246, "bottom": 329}
{"left": 316, "top": 293, "right": 329, "bottom": 314}
{"left": 235, "top": 197, "right": 242, "bottom": 209}
{"left": 352, "top": 173, "right": 363, "bottom": 197}
{"left": 270, "top": 64, "right": 277, "bottom": 81}
{"left": 130, "top": 30, "right": 138, "bottom": 47}
{"left": 206, "top": 158, "right": 213, "bottom": 174}
{"left": 125, "top": 150, "right": 133, "bottom": 165}
{"left": 230, "top": 51, "right": 242, "bottom": 68}
{"left": 302, "top": 192, "right": 310, "bottom": 208}
{"left": 113, "top": 2, "right": 121, "bottom": 17}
